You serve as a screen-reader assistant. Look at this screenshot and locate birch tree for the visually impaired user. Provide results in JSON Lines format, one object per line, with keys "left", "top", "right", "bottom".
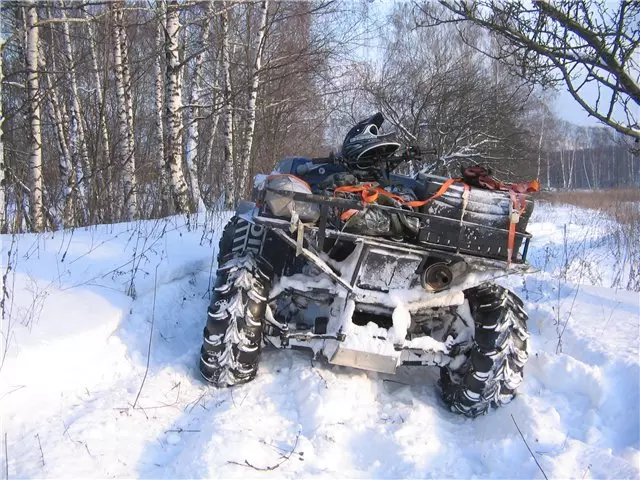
{"left": 41, "top": 34, "right": 74, "bottom": 227}
{"left": 220, "top": 3, "right": 235, "bottom": 208}
{"left": 238, "top": 0, "right": 269, "bottom": 197}
{"left": 165, "top": 0, "right": 192, "bottom": 213}
{"left": 203, "top": 54, "right": 223, "bottom": 177}
{"left": 154, "top": 2, "right": 168, "bottom": 216}
{"left": 82, "top": 3, "right": 111, "bottom": 217}
{"left": 184, "top": 2, "right": 215, "bottom": 211}
{"left": 2, "top": 0, "right": 465, "bottom": 229}
{"left": 60, "top": 3, "right": 90, "bottom": 224}
{"left": 25, "top": 3, "right": 44, "bottom": 231}
{"left": 112, "top": 1, "right": 137, "bottom": 219}
{"left": 0, "top": 37, "right": 6, "bottom": 232}
{"left": 0, "top": 36, "right": 7, "bottom": 233}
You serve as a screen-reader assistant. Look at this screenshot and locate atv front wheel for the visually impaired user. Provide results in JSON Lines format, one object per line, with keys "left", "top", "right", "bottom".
{"left": 199, "top": 253, "right": 272, "bottom": 387}
{"left": 440, "top": 284, "right": 529, "bottom": 417}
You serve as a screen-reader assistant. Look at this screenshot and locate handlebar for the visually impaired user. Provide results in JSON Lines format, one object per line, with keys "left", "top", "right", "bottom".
{"left": 310, "top": 146, "right": 437, "bottom": 165}
{"left": 310, "top": 152, "right": 340, "bottom": 164}
{"left": 305, "top": 146, "right": 438, "bottom": 176}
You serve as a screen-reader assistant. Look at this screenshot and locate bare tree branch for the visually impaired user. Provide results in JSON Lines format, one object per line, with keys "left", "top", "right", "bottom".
{"left": 418, "top": 0, "right": 640, "bottom": 140}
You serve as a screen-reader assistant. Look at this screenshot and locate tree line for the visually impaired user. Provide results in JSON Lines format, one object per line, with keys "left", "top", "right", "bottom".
{"left": 0, "top": 1, "right": 637, "bottom": 233}
{"left": 1, "top": 0, "right": 356, "bottom": 232}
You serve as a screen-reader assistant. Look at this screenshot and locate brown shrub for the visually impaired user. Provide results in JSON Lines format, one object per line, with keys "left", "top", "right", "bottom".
{"left": 537, "top": 189, "right": 640, "bottom": 217}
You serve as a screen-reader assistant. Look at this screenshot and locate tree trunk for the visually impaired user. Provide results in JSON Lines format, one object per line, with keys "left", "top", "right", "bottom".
{"left": 61, "top": 4, "right": 90, "bottom": 225}
{"left": 82, "top": 2, "right": 111, "bottom": 220}
{"left": 184, "top": 2, "right": 214, "bottom": 212}
{"left": 568, "top": 148, "right": 575, "bottom": 189}
{"left": 42, "top": 46, "right": 74, "bottom": 228}
{"left": 546, "top": 153, "right": 551, "bottom": 190}
{"left": 560, "top": 149, "right": 567, "bottom": 189}
{"left": 221, "top": 3, "right": 235, "bottom": 208}
{"left": 203, "top": 54, "right": 222, "bottom": 177}
{"left": 536, "top": 114, "right": 545, "bottom": 181}
{"left": 154, "top": 1, "right": 168, "bottom": 216}
{"left": 582, "top": 152, "right": 591, "bottom": 189}
{"left": 0, "top": 38, "right": 6, "bottom": 232}
{"left": 238, "top": 0, "right": 269, "bottom": 198}
{"left": 112, "top": 1, "right": 137, "bottom": 220}
{"left": 165, "top": 0, "right": 192, "bottom": 214}
{"left": 25, "top": 4, "right": 44, "bottom": 231}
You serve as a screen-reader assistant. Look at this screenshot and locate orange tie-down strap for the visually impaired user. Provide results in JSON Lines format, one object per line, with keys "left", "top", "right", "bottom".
{"left": 507, "top": 189, "right": 531, "bottom": 264}
{"left": 479, "top": 176, "right": 540, "bottom": 194}
{"left": 336, "top": 177, "right": 539, "bottom": 265}
{"left": 477, "top": 176, "right": 538, "bottom": 264}
{"left": 336, "top": 178, "right": 466, "bottom": 221}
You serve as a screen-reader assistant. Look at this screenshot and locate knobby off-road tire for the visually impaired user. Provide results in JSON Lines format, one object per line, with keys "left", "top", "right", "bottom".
{"left": 216, "top": 216, "right": 237, "bottom": 265}
{"left": 199, "top": 218, "right": 272, "bottom": 387}
{"left": 440, "top": 284, "right": 529, "bottom": 417}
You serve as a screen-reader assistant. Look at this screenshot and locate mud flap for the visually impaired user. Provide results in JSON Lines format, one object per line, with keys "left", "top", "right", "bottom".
{"left": 329, "top": 347, "right": 400, "bottom": 374}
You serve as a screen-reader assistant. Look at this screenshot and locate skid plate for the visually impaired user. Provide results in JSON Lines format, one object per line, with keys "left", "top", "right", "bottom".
{"left": 329, "top": 346, "right": 399, "bottom": 374}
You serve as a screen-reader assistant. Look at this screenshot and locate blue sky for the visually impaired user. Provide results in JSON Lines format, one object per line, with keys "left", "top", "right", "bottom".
{"left": 554, "top": 90, "right": 599, "bottom": 126}
{"left": 368, "top": 0, "right": 630, "bottom": 129}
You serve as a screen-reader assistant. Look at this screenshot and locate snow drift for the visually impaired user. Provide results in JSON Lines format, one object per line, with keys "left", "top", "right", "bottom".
{"left": 0, "top": 204, "right": 638, "bottom": 478}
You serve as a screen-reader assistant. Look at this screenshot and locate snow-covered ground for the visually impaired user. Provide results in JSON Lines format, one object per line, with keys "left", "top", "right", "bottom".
{"left": 1, "top": 203, "right": 638, "bottom": 479}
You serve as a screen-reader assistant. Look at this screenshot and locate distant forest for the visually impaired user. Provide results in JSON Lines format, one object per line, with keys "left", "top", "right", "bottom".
{"left": 542, "top": 127, "right": 639, "bottom": 190}
{"left": 0, "top": 1, "right": 637, "bottom": 233}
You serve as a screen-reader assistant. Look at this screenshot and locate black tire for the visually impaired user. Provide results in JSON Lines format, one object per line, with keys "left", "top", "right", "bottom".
{"left": 200, "top": 252, "right": 271, "bottom": 386}
{"left": 217, "top": 217, "right": 237, "bottom": 265}
{"left": 440, "top": 284, "right": 529, "bottom": 417}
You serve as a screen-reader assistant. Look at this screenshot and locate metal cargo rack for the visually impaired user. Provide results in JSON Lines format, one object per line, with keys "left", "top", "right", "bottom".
{"left": 257, "top": 188, "right": 533, "bottom": 264}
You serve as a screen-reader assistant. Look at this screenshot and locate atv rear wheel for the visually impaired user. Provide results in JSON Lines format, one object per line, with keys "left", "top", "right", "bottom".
{"left": 199, "top": 251, "right": 272, "bottom": 387}
{"left": 440, "top": 284, "right": 529, "bottom": 417}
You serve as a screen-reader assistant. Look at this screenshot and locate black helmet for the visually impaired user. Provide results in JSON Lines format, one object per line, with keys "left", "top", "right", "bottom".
{"left": 341, "top": 112, "right": 400, "bottom": 169}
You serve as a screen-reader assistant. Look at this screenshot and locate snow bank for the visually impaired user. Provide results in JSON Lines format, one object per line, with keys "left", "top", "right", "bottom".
{"left": 526, "top": 202, "right": 639, "bottom": 291}
{"left": 1, "top": 204, "right": 638, "bottom": 479}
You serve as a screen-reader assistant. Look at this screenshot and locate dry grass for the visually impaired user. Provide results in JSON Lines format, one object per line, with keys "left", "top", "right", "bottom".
{"left": 538, "top": 188, "right": 639, "bottom": 232}
{"left": 538, "top": 188, "right": 639, "bottom": 291}
{"left": 538, "top": 189, "right": 639, "bottom": 222}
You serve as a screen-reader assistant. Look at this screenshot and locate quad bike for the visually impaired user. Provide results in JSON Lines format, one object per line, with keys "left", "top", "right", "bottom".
{"left": 200, "top": 113, "right": 537, "bottom": 417}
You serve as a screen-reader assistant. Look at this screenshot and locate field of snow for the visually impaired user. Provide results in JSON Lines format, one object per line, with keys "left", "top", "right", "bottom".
{"left": 1, "top": 203, "right": 638, "bottom": 479}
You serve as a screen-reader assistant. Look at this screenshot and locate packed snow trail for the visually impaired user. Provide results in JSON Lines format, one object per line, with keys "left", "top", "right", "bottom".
{"left": 1, "top": 205, "right": 638, "bottom": 478}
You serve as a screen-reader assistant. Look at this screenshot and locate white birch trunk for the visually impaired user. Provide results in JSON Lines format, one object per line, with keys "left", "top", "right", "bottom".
{"left": 112, "top": 2, "right": 137, "bottom": 219}
{"left": 154, "top": 2, "right": 168, "bottom": 216}
{"left": 38, "top": 7, "right": 75, "bottom": 228}
{"left": 121, "top": 6, "right": 137, "bottom": 216}
{"left": 221, "top": 4, "right": 235, "bottom": 208}
{"left": 184, "top": 3, "right": 214, "bottom": 212}
{"left": 165, "top": 0, "right": 192, "bottom": 213}
{"left": 82, "top": 3, "right": 111, "bottom": 215}
{"left": 61, "top": 5, "right": 89, "bottom": 224}
{"left": 568, "top": 149, "right": 575, "bottom": 189}
{"left": 203, "top": 54, "right": 222, "bottom": 175}
{"left": 536, "top": 115, "right": 545, "bottom": 181}
{"left": 238, "top": 0, "right": 269, "bottom": 197}
{"left": 43, "top": 55, "right": 74, "bottom": 227}
{"left": 582, "top": 153, "right": 591, "bottom": 189}
{"left": 0, "top": 37, "right": 6, "bottom": 231}
{"left": 546, "top": 154, "right": 551, "bottom": 189}
{"left": 25, "top": 4, "right": 44, "bottom": 231}
{"left": 560, "top": 150, "right": 567, "bottom": 189}
{"left": 83, "top": 4, "right": 110, "bottom": 161}
{"left": 204, "top": 110, "right": 221, "bottom": 172}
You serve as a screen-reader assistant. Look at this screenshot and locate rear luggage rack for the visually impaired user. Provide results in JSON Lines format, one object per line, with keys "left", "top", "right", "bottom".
{"left": 257, "top": 188, "right": 532, "bottom": 264}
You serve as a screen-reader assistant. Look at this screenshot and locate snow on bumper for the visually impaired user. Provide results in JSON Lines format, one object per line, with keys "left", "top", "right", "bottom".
{"left": 325, "top": 298, "right": 455, "bottom": 374}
